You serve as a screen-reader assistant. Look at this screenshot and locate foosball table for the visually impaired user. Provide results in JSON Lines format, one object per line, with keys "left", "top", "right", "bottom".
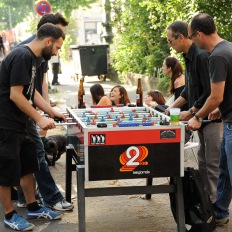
{"left": 64, "top": 106, "right": 186, "bottom": 231}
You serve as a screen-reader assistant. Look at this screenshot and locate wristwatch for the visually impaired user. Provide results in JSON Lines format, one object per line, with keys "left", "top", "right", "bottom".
{"left": 189, "top": 108, "right": 196, "bottom": 116}
{"left": 194, "top": 114, "right": 203, "bottom": 122}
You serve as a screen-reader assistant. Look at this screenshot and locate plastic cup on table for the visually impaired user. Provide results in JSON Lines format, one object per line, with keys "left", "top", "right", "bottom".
{"left": 170, "top": 108, "right": 180, "bottom": 125}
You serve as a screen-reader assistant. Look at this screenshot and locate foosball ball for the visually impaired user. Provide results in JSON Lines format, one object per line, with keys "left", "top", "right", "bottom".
{"left": 64, "top": 106, "right": 186, "bottom": 232}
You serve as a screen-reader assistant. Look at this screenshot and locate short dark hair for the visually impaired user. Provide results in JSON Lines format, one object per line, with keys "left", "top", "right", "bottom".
{"left": 190, "top": 13, "right": 216, "bottom": 35}
{"left": 37, "top": 13, "right": 69, "bottom": 30}
{"left": 167, "top": 21, "right": 188, "bottom": 38}
{"left": 37, "top": 23, "right": 65, "bottom": 41}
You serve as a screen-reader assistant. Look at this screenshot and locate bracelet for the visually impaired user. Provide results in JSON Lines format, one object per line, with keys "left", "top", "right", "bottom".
{"left": 189, "top": 108, "right": 196, "bottom": 116}
{"left": 194, "top": 114, "right": 203, "bottom": 122}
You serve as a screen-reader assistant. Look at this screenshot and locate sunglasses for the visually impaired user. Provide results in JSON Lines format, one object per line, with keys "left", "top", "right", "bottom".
{"left": 188, "top": 31, "right": 197, "bottom": 40}
{"left": 167, "top": 35, "right": 180, "bottom": 44}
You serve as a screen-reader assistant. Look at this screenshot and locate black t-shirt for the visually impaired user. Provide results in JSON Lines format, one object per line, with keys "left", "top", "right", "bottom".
{"left": 15, "top": 34, "right": 48, "bottom": 95}
{"left": 0, "top": 46, "right": 39, "bottom": 131}
{"left": 209, "top": 40, "right": 232, "bottom": 122}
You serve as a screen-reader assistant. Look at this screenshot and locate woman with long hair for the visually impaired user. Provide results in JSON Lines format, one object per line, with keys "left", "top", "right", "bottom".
{"left": 162, "top": 57, "right": 187, "bottom": 110}
{"left": 90, "top": 83, "right": 112, "bottom": 106}
{"left": 110, "top": 85, "right": 130, "bottom": 106}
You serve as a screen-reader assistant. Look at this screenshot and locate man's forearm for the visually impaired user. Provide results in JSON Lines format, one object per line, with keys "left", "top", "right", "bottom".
{"left": 196, "top": 82, "right": 224, "bottom": 118}
{"left": 169, "top": 96, "right": 187, "bottom": 108}
{"left": 33, "top": 90, "right": 55, "bottom": 118}
{"left": 195, "top": 95, "right": 221, "bottom": 118}
{"left": 42, "top": 74, "right": 50, "bottom": 104}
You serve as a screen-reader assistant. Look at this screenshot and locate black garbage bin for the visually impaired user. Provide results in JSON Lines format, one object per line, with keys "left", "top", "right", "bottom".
{"left": 70, "top": 44, "right": 109, "bottom": 81}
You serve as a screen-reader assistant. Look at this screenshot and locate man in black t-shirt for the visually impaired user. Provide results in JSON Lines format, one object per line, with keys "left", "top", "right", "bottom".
{"left": 0, "top": 23, "right": 66, "bottom": 231}
{"left": 15, "top": 13, "right": 74, "bottom": 212}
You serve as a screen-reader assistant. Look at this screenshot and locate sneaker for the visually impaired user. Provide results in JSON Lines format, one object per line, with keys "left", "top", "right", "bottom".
{"left": 16, "top": 198, "right": 43, "bottom": 208}
{"left": 4, "top": 213, "right": 34, "bottom": 231}
{"left": 17, "top": 202, "right": 27, "bottom": 208}
{"left": 27, "top": 206, "right": 62, "bottom": 220}
{"left": 52, "top": 82, "right": 60, "bottom": 85}
{"left": 215, "top": 217, "right": 229, "bottom": 226}
{"left": 50, "top": 199, "right": 74, "bottom": 211}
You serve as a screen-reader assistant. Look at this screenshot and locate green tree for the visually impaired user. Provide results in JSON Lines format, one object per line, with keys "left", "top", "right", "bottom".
{"left": 49, "top": 0, "right": 97, "bottom": 18}
{"left": 195, "top": 0, "right": 232, "bottom": 40}
{"left": 0, "top": 0, "right": 34, "bottom": 29}
{"left": 110, "top": 0, "right": 197, "bottom": 80}
{"left": 110, "top": 0, "right": 232, "bottom": 80}
{"left": 111, "top": 0, "right": 170, "bottom": 80}
{"left": 0, "top": 0, "right": 97, "bottom": 30}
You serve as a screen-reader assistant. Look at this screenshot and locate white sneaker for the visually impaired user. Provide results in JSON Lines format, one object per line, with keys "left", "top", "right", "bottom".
{"left": 16, "top": 202, "right": 27, "bottom": 208}
{"left": 16, "top": 198, "right": 43, "bottom": 208}
{"left": 215, "top": 217, "right": 229, "bottom": 226}
{"left": 50, "top": 199, "right": 74, "bottom": 211}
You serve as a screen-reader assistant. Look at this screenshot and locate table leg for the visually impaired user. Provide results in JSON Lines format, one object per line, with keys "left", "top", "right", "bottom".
{"left": 77, "top": 165, "right": 86, "bottom": 232}
{"left": 175, "top": 177, "right": 185, "bottom": 232}
{"left": 65, "top": 145, "right": 73, "bottom": 202}
{"left": 145, "top": 178, "right": 153, "bottom": 199}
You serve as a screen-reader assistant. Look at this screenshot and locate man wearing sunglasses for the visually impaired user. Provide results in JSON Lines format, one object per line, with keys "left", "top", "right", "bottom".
{"left": 187, "top": 13, "right": 232, "bottom": 226}
{"left": 165, "top": 20, "right": 222, "bottom": 205}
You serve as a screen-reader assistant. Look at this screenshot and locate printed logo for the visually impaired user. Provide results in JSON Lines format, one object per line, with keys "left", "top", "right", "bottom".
{"left": 90, "top": 134, "right": 106, "bottom": 145}
{"left": 160, "top": 130, "right": 176, "bottom": 139}
{"left": 119, "top": 146, "right": 148, "bottom": 172}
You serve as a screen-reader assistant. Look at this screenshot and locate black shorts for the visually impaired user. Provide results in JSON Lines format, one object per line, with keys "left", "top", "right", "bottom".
{"left": 0, "top": 129, "right": 39, "bottom": 186}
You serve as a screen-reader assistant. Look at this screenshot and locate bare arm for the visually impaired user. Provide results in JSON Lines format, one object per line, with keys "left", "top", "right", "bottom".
{"left": 165, "top": 96, "right": 187, "bottom": 115}
{"left": 187, "top": 81, "right": 224, "bottom": 129}
{"left": 97, "top": 96, "right": 112, "bottom": 106}
{"left": 42, "top": 73, "right": 50, "bottom": 104}
{"left": 193, "top": 81, "right": 224, "bottom": 118}
{"left": 10, "top": 86, "right": 55, "bottom": 130}
{"left": 33, "top": 90, "right": 66, "bottom": 121}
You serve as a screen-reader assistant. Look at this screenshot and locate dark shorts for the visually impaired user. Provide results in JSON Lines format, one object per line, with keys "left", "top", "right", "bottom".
{"left": 0, "top": 129, "right": 39, "bottom": 186}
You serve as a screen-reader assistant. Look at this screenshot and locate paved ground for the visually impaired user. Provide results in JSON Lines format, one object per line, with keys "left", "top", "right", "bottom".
{"left": 0, "top": 61, "right": 232, "bottom": 231}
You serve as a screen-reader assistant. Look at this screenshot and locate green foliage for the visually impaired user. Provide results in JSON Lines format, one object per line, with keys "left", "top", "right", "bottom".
{"left": 195, "top": 0, "right": 232, "bottom": 40}
{"left": 110, "top": 0, "right": 170, "bottom": 79}
{"left": 0, "top": 0, "right": 34, "bottom": 29}
{"left": 110, "top": 0, "right": 196, "bottom": 80}
{"left": 110, "top": 0, "right": 232, "bottom": 92}
{"left": 157, "top": 76, "right": 170, "bottom": 96}
{"left": 48, "top": 0, "right": 97, "bottom": 18}
{"left": 0, "top": 0, "right": 88, "bottom": 62}
{"left": 59, "top": 34, "right": 72, "bottom": 60}
{"left": 0, "top": 0, "right": 97, "bottom": 30}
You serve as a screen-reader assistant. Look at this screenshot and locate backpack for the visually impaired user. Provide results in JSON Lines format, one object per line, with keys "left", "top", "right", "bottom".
{"left": 169, "top": 167, "right": 216, "bottom": 232}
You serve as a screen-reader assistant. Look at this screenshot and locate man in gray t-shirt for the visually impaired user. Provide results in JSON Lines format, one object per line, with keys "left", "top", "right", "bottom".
{"left": 188, "top": 13, "right": 232, "bottom": 226}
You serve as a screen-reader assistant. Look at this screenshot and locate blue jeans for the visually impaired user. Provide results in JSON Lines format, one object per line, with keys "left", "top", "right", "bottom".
{"left": 17, "top": 119, "right": 63, "bottom": 205}
{"left": 213, "top": 123, "right": 232, "bottom": 219}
